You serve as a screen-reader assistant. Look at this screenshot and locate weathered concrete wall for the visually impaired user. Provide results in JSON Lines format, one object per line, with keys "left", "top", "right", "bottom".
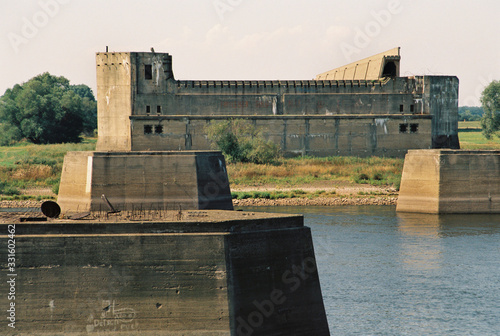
{"left": 136, "top": 78, "right": 419, "bottom": 117}
{"left": 397, "top": 150, "right": 500, "bottom": 214}
{"left": 419, "top": 76, "right": 460, "bottom": 149}
{"left": 226, "top": 226, "right": 329, "bottom": 335}
{"left": 57, "top": 151, "right": 233, "bottom": 214}
{"left": 96, "top": 52, "right": 134, "bottom": 151}
{"left": 95, "top": 51, "right": 459, "bottom": 156}
{"left": 0, "top": 211, "right": 329, "bottom": 335}
{"left": 131, "top": 115, "right": 432, "bottom": 157}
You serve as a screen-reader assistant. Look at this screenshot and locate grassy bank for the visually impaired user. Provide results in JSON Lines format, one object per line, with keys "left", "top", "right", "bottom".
{"left": 458, "top": 121, "right": 500, "bottom": 150}
{"left": 228, "top": 156, "right": 403, "bottom": 189}
{"left": 0, "top": 139, "right": 96, "bottom": 200}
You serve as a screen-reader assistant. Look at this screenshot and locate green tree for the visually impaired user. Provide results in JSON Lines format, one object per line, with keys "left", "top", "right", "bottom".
{"left": 205, "top": 119, "right": 280, "bottom": 164}
{"left": 70, "top": 84, "right": 97, "bottom": 136}
{"left": 0, "top": 73, "right": 97, "bottom": 145}
{"left": 480, "top": 80, "right": 500, "bottom": 139}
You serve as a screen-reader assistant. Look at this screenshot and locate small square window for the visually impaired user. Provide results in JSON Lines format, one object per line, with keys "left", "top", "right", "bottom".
{"left": 399, "top": 123, "right": 408, "bottom": 133}
{"left": 410, "top": 123, "right": 419, "bottom": 133}
{"left": 146, "top": 105, "right": 151, "bottom": 114}
{"left": 399, "top": 105, "right": 404, "bottom": 112}
{"left": 145, "top": 64, "right": 152, "bottom": 80}
{"left": 157, "top": 106, "right": 161, "bottom": 114}
{"left": 144, "top": 125, "right": 152, "bottom": 134}
{"left": 155, "top": 125, "right": 163, "bottom": 134}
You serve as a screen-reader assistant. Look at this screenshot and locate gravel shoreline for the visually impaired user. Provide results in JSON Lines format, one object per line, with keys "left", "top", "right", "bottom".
{"left": 233, "top": 196, "right": 397, "bottom": 207}
{"left": 0, "top": 200, "right": 44, "bottom": 209}
{"left": 0, "top": 196, "right": 397, "bottom": 210}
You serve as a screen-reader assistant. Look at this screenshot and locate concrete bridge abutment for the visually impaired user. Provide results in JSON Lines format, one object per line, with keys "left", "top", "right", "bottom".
{"left": 397, "top": 150, "right": 500, "bottom": 214}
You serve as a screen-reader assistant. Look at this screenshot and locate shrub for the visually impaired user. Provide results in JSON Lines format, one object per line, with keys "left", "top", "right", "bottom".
{"left": 270, "top": 192, "right": 287, "bottom": 199}
{"left": 259, "top": 192, "right": 271, "bottom": 199}
{"left": 0, "top": 182, "right": 20, "bottom": 196}
{"left": 205, "top": 120, "right": 280, "bottom": 164}
{"left": 247, "top": 138, "right": 280, "bottom": 165}
{"left": 237, "top": 192, "right": 251, "bottom": 200}
{"left": 354, "top": 173, "right": 370, "bottom": 184}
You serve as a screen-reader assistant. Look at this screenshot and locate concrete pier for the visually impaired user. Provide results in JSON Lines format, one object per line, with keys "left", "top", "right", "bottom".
{"left": 397, "top": 150, "right": 500, "bottom": 214}
{"left": 0, "top": 210, "right": 330, "bottom": 335}
{"left": 57, "top": 151, "right": 233, "bottom": 215}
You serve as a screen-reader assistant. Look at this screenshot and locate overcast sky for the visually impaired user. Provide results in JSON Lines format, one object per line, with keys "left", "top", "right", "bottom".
{"left": 1, "top": 0, "right": 499, "bottom": 106}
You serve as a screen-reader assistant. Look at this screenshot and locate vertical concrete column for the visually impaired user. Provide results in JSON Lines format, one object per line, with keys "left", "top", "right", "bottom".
{"left": 421, "top": 76, "right": 460, "bottom": 149}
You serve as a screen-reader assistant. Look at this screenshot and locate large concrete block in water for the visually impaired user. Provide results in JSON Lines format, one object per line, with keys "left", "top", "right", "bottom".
{"left": 397, "top": 150, "right": 500, "bottom": 214}
{"left": 57, "top": 151, "right": 233, "bottom": 215}
{"left": 0, "top": 211, "right": 330, "bottom": 335}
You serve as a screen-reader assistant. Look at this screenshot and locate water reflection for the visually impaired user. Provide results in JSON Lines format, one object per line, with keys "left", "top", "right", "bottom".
{"left": 396, "top": 212, "right": 441, "bottom": 237}
{"left": 397, "top": 211, "right": 500, "bottom": 238}
{"left": 396, "top": 212, "right": 443, "bottom": 272}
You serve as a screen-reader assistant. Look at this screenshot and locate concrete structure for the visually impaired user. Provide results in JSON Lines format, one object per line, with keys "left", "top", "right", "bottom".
{"left": 95, "top": 48, "right": 459, "bottom": 157}
{"left": 57, "top": 151, "right": 233, "bottom": 214}
{"left": 397, "top": 150, "right": 500, "bottom": 214}
{"left": 0, "top": 211, "right": 330, "bottom": 335}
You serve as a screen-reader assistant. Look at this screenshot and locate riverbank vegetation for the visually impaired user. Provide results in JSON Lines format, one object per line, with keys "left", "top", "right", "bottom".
{"left": 0, "top": 139, "right": 96, "bottom": 200}
{"left": 228, "top": 156, "right": 403, "bottom": 189}
{"left": 1, "top": 123, "right": 499, "bottom": 202}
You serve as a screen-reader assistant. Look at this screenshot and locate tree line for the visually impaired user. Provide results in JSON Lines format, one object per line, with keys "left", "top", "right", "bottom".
{"left": 458, "top": 106, "right": 483, "bottom": 122}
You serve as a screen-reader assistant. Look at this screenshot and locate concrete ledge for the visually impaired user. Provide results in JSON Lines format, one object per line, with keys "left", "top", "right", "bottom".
{"left": 397, "top": 150, "right": 500, "bottom": 214}
{"left": 4, "top": 210, "right": 303, "bottom": 234}
{"left": 130, "top": 114, "right": 433, "bottom": 121}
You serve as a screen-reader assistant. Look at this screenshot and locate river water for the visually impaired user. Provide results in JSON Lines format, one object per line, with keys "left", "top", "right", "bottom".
{"left": 239, "top": 206, "right": 500, "bottom": 336}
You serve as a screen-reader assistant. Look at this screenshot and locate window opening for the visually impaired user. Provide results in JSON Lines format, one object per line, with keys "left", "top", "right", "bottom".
{"left": 410, "top": 124, "right": 419, "bottom": 133}
{"left": 144, "top": 125, "right": 153, "bottom": 134}
{"left": 399, "top": 105, "right": 404, "bottom": 112}
{"left": 155, "top": 125, "right": 163, "bottom": 134}
{"left": 399, "top": 123, "right": 408, "bottom": 133}
{"left": 145, "top": 64, "right": 152, "bottom": 80}
{"left": 146, "top": 105, "right": 151, "bottom": 114}
{"left": 157, "top": 106, "right": 161, "bottom": 114}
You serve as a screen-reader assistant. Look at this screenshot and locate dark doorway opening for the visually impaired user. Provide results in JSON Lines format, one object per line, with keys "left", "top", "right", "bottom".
{"left": 382, "top": 61, "right": 397, "bottom": 78}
